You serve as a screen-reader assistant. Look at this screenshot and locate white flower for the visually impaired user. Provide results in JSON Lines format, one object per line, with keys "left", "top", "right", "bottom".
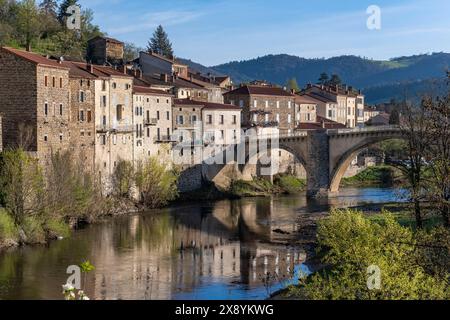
{"left": 62, "top": 283, "right": 74, "bottom": 292}
{"left": 81, "top": 295, "right": 90, "bottom": 300}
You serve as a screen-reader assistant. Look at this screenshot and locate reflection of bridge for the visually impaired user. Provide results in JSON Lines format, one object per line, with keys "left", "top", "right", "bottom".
{"left": 204, "top": 126, "right": 403, "bottom": 197}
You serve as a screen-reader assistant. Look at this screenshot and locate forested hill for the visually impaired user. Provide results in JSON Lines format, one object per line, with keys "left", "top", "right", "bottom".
{"left": 180, "top": 53, "right": 450, "bottom": 104}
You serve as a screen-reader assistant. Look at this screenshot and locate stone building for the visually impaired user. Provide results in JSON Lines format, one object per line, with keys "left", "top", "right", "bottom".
{"left": 223, "top": 85, "right": 296, "bottom": 135}
{"left": 61, "top": 61, "right": 97, "bottom": 172}
{"left": 139, "top": 51, "right": 188, "bottom": 78}
{"left": 0, "top": 47, "right": 71, "bottom": 166}
{"left": 87, "top": 36, "right": 124, "bottom": 65}
{"left": 0, "top": 113, "right": 2, "bottom": 152}
{"left": 132, "top": 86, "right": 174, "bottom": 164}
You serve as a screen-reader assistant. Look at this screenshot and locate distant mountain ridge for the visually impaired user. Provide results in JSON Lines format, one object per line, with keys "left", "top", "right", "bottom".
{"left": 180, "top": 53, "right": 450, "bottom": 104}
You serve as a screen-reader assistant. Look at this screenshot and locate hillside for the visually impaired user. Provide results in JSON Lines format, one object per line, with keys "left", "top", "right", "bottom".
{"left": 182, "top": 53, "right": 450, "bottom": 104}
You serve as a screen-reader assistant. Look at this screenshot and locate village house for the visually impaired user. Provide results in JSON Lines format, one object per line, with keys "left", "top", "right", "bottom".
{"left": 294, "top": 94, "right": 318, "bottom": 124}
{"left": 223, "top": 85, "right": 296, "bottom": 135}
{"left": 132, "top": 86, "right": 174, "bottom": 164}
{"left": 172, "top": 98, "right": 241, "bottom": 165}
{"left": 302, "top": 84, "right": 365, "bottom": 128}
{"left": 363, "top": 106, "right": 381, "bottom": 123}
{"left": 0, "top": 47, "right": 71, "bottom": 166}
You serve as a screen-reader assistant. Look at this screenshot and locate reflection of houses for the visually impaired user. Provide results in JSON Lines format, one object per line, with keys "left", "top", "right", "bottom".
{"left": 87, "top": 198, "right": 306, "bottom": 299}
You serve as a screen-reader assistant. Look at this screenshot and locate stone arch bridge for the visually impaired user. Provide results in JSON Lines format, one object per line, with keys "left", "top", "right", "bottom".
{"left": 202, "top": 125, "right": 403, "bottom": 198}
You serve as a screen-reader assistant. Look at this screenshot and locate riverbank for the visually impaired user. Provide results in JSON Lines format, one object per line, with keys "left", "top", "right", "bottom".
{"left": 271, "top": 202, "right": 449, "bottom": 300}
{"left": 341, "top": 165, "right": 403, "bottom": 187}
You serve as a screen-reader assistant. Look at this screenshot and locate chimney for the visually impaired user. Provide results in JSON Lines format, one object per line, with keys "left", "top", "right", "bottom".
{"left": 88, "top": 63, "right": 94, "bottom": 73}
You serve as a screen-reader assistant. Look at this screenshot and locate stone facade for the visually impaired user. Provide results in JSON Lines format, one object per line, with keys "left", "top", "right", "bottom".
{"left": 87, "top": 36, "right": 124, "bottom": 65}
{"left": 0, "top": 113, "right": 2, "bottom": 152}
{"left": 0, "top": 48, "right": 71, "bottom": 168}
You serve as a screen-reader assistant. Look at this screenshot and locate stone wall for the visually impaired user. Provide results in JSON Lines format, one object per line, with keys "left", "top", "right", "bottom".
{"left": 178, "top": 164, "right": 203, "bottom": 192}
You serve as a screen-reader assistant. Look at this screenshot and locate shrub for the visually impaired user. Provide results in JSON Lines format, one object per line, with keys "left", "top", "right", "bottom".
{"left": 135, "top": 157, "right": 179, "bottom": 208}
{"left": 290, "top": 209, "right": 449, "bottom": 300}
{"left": 111, "top": 160, "right": 135, "bottom": 199}
{"left": 22, "top": 216, "right": 46, "bottom": 244}
{"left": 0, "top": 209, "right": 18, "bottom": 243}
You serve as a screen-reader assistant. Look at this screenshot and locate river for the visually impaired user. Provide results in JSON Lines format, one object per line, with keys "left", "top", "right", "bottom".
{"left": 0, "top": 187, "right": 405, "bottom": 300}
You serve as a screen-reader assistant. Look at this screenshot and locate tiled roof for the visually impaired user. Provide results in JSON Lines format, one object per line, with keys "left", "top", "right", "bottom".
{"left": 1, "top": 47, "right": 70, "bottom": 69}
{"left": 60, "top": 61, "right": 97, "bottom": 79}
{"left": 302, "top": 92, "right": 336, "bottom": 104}
{"left": 295, "top": 94, "right": 319, "bottom": 104}
{"left": 224, "top": 85, "right": 294, "bottom": 97}
{"left": 133, "top": 86, "right": 173, "bottom": 96}
{"left": 174, "top": 99, "right": 241, "bottom": 110}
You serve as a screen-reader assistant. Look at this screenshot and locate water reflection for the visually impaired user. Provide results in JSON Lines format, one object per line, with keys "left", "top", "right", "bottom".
{"left": 0, "top": 187, "right": 403, "bottom": 300}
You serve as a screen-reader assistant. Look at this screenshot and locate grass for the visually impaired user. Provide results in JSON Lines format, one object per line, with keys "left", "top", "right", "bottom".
{"left": 230, "top": 175, "right": 306, "bottom": 197}
{"left": 342, "top": 166, "right": 400, "bottom": 187}
{"left": 274, "top": 175, "right": 306, "bottom": 194}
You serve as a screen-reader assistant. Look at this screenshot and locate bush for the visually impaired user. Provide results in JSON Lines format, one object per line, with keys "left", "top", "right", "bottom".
{"left": 135, "top": 157, "right": 179, "bottom": 208}
{"left": 0, "top": 209, "right": 18, "bottom": 243}
{"left": 111, "top": 160, "right": 135, "bottom": 199}
{"left": 22, "top": 216, "right": 46, "bottom": 244}
{"left": 290, "top": 209, "right": 449, "bottom": 300}
{"left": 342, "top": 166, "right": 396, "bottom": 186}
{"left": 274, "top": 174, "right": 305, "bottom": 194}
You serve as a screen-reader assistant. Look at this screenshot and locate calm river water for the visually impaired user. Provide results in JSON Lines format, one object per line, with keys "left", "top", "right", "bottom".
{"left": 0, "top": 187, "right": 404, "bottom": 300}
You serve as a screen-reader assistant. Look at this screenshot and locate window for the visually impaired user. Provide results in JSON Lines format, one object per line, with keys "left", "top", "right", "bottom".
{"left": 87, "top": 110, "right": 92, "bottom": 123}
{"left": 191, "top": 115, "right": 197, "bottom": 124}
{"left": 116, "top": 105, "right": 122, "bottom": 121}
{"left": 220, "top": 115, "right": 224, "bottom": 124}
{"left": 157, "top": 99, "right": 160, "bottom": 103}
{"left": 59, "top": 104, "right": 63, "bottom": 116}
{"left": 253, "top": 100, "right": 258, "bottom": 108}
{"left": 265, "top": 101, "right": 269, "bottom": 108}
{"left": 328, "top": 110, "right": 333, "bottom": 118}
{"left": 167, "top": 128, "right": 170, "bottom": 138}
{"left": 157, "top": 128, "right": 161, "bottom": 140}
{"left": 166, "top": 99, "right": 169, "bottom": 104}
{"left": 220, "top": 130, "right": 224, "bottom": 139}
{"left": 44, "top": 76, "right": 48, "bottom": 87}
{"left": 288, "top": 114, "right": 292, "bottom": 124}
{"left": 307, "top": 113, "right": 311, "bottom": 121}
{"left": 239, "top": 100, "right": 244, "bottom": 107}
{"left": 44, "top": 102, "right": 48, "bottom": 116}
{"left": 276, "top": 114, "right": 280, "bottom": 122}
{"left": 177, "top": 115, "right": 184, "bottom": 125}
{"left": 276, "top": 101, "right": 280, "bottom": 109}
{"left": 59, "top": 134, "right": 63, "bottom": 142}
{"left": 207, "top": 114, "right": 212, "bottom": 124}
{"left": 44, "top": 135, "right": 48, "bottom": 142}
{"left": 102, "top": 96, "right": 107, "bottom": 107}
{"left": 230, "top": 100, "right": 235, "bottom": 106}
{"left": 232, "top": 115, "right": 237, "bottom": 124}
{"left": 102, "top": 80, "right": 106, "bottom": 91}
{"left": 112, "top": 83, "right": 117, "bottom": 89}
{"left": 147, "top": 128, "right": 150, "bottom": 137}
{"left": 52, "top": 77, "right": 55, "bottom": 87}
{"left": 59, "top": 78, "right": 62, "bottom": 88}
{"left": 79, "top": 110, "right": 85, "bottom": 122}
{"left": 113, "top": 134, "right": 117, "bottom": 145}
{"left": 136, "top": 124, "right": 139, "bottom": 138}
{"left": 166, "top": 111, "right": 170, "bottom": 120}
{"left": 79, "top": 91, "right": 85, "bottom": 102}
{"left": 288, "top": 101, "right": 292, "bottom": 109}
{"left": 80, "top": 130, "right": 85, "bottom": 137}
{"left": 157, "top": 111, "right": 160, "bottom": 120}
{"left": 265, "top": 114, "right": 269, "bottom": 122}
{"left": 102, "top": 115, "right": 106, "bottom": 126}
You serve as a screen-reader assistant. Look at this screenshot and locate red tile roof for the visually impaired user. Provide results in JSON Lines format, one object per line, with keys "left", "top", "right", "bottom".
{"left": 294, "top": 94, "right": 319, "bottom": 104}
{"left": 1, "top": 47, "right": 70, "bottom": 70}
{"left": 225, "top": 85, "right": 294, "bottom": 97}
{"left": 302, "top": 92, "right": 336, "bottom": 104}
{"left": 174, "top": 99, "right": 241, "bottom": 110}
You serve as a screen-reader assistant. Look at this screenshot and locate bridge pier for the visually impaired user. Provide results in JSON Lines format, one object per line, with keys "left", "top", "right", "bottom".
{"left": 306, "top": 131, "right": 332, "bottom": 198}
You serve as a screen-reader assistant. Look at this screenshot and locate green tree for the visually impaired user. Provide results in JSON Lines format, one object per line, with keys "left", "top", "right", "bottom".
{"left": 286, "top": 78, "right": 299, "bottom": 92}
{"left": 318, "top": 72, "right": 329, "bottom": 85}
{"left": 39, "top": 0, "right": 58, "bottom": 16}
{"left": 147, "top": 25, "right": 174, "bottom": 59}
{"left": 111, "top": 160, "right": 135, "bottom": 199}
{"left": 16, "top": 0, "right": 42, "bottom": 51}
{"left": 389, "top": 109, "right": 400, "bottom": 125}
{"left": 0, "top": 149, "right": 45, "bottom": 226}
{"left": 328, "top": 74, "right": 342, "bottom": 87}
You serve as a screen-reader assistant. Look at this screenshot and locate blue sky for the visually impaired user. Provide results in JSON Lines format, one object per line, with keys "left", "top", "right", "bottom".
{"left": 78, "top": 0, "right": 450, "bottom": 66}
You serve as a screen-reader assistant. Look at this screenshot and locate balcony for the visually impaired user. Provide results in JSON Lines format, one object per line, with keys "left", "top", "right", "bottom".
{"left": 154, "top": 135, "right": 177, "bottom": 143}
{"left": 144, "top": 118, "right": 158, "bottom": 126}
{"left": 96, "top": 124, "right": 134, "bottom": 133}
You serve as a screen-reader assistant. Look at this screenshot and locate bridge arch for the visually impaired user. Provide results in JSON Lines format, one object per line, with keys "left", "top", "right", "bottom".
{"left": 329, "top": 134, "right": 405, "bottom": 193}
{"left": 240, "top": 143, "right": 307, "bottom": 181}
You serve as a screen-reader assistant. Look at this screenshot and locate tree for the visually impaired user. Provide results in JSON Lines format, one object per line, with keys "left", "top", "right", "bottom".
{"left": 147, "top": 25, "right": 174, "bottom": 59}
{"left": 39, "top": 0, "right": 58, "bottom": 16}
{"left": 328, "top": 74, "right": 342, "bottom": 87}
{"left": 16, "top": 0, "right": 42, "bottom": 51}
{"left": 111, "top": 160, "right": 135, "bottom": 199}
{"left": 423, "top": 90, "right": 450, "bottom": 227}
{"left": 389, "top": 109, "right": 400, "bottom": 125}
{"left": 318, "top": 72, "right": 329, "bottom": 85}
{"left": 286, "top": 78, "right": 299, "bottom": 92}
{"left": 58, "top": 0, "right": 78, "bottom": 25}
{"left": 124, "top": 42, "right": 143, "bottom": 62}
